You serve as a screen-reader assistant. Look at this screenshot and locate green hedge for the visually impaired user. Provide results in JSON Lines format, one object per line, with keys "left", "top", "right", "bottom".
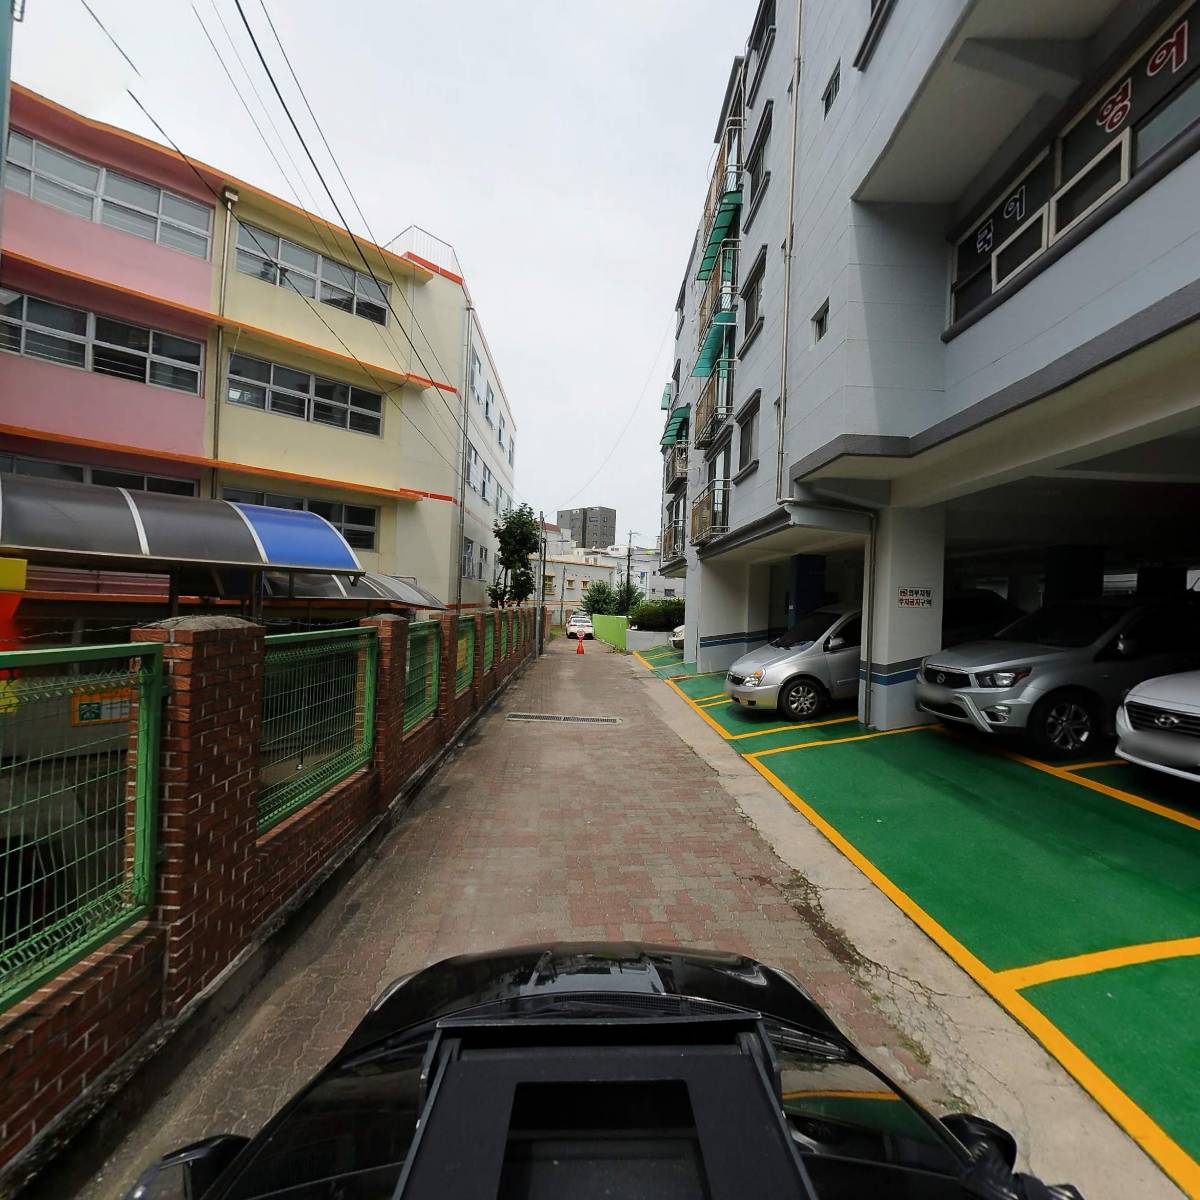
{"left": 628, "top": 599, "right": 684, "bottom": 632}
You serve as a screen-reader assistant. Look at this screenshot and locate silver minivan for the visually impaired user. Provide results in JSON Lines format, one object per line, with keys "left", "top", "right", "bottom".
{"left": 725, "top": 605, "right": 861, "bottom": 720}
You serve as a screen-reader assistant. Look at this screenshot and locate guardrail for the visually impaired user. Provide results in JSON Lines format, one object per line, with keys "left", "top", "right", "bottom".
{"left": 664, "top": 443, "right": 688, "bottom": 491}
{"left": 694, "top": 358, "right": 735, "bottom": 448}
{"left": 691, "top": 480, "right": 731, "bottom": 544}
{"left": 661, "top": 520, "right": 686, "bottom": 563}
{"left": 0, "top": 642, "right": 161, "bottom": 1009}
{"left": 259, "top": 628, "right": 378, "bottom": 833}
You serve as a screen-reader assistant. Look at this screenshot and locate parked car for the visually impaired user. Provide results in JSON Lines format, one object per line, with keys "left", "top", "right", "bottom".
{"left": 670, "top": 623, "right": 685, "bottom": 651}
{"left": 1116, "top": 669, "right": 1200, "bottom": 783}
{"left": 125, "top": 943, "right": 1082, "bottom": 1200}
{"left": 566, "top": 612, "right": 593, "bottom": 640}
{"left": 916, "top": 597, "right": 1200, "bottom": 756}
{"left": 723, "top": 593, "right": 1020, "bottom": 722}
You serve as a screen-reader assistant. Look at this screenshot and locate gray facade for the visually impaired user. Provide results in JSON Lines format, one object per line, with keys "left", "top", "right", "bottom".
{"left": 556, "top": 505, "right": 617, "bottom": 549}
{"left": 659, "top": 0, "right": 1200, "bottom": 728}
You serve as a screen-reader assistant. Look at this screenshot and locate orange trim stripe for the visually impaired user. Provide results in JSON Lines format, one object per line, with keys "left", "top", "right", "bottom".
{"left": 2, "top": 252, "right": 457, "bottom": 395}
{"left": 0, "top": 422, "right": 454, "bottom": 503}
{"left": 11, "top": 86, "right": 440, "bottom": 288}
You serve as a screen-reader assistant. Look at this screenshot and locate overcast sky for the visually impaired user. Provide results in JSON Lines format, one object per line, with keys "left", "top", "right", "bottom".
{"left": 12, "top": 0, "right": 751, "bottom": 546}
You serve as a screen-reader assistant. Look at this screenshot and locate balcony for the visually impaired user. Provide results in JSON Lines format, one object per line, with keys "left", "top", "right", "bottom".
{"left": 663, "top": 443, "right": 688, "bottom": 492}
{"left": 696, "top": 119, "right": 744, "bottom": 282}
{"left": 661, "top": 520, "right": 686, "bottom": 565}
{"left": 693, "top": 358, "right": 734, "bottom": 449}
{"left": 693, "top": 240, "right": 738, "bottom": 378}
{"left": 691, "top": 479, "right": 730, "bottom": 545}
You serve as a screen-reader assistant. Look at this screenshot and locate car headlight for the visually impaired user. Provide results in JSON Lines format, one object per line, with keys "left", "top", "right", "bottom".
{"left": 744, "top": 669, "right": 766, "bottom": 686}
{"left": 976, "top": 668, "right": 1031, "bottom": 689}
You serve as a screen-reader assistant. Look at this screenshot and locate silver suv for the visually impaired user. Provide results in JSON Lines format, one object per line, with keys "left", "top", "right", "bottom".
{"left": 915, "top": 598, "right": 1200, "bottom": 756}
{"left": 726, "top": 606, "right": 862, "bottom": 720}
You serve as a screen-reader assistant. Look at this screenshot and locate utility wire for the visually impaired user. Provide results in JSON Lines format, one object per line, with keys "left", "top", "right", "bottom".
{"left": 192, "top": 3, "right": 458, "bottom": 458}
{"left": 123, "top": 90, "right": 463, "bottom": 482}
{"left": 77, "top": 0, "right": 142, "bottom": 76}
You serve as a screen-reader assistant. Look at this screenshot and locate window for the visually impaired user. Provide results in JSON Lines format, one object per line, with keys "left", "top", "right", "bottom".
{"left": 235, "top": 222, "right": 389, "bottom": 325}
{"left": 508, "top": 436, "right": 515, "bottom": 468}
{"left": 478, "top": 545, "right": 489, "bottom": 581}
{"left": 5, "top": 131, "right": 212, "bottom": 257}
{"left": 481, "top": 463, "right": 492, "bottom": 502}
{"left": 566, "top": 577, "right": 576, "bottom": 591}
{"left": 484, "top": 384, "right": 495, "bottom": 424}
{"left": 822, "top": 63, "right": 841, "bottom": 116}
{"left": 741, "top": 251, "right": 766, "bottom": 347}
{"left": 498, "top": 412, "right": 506, "bottom": 448}
{"left": 747, "top": 0, "right": 776, "bottom": 99}
{"left": 1, "top": 453, "right": 196, "bottom": 495}
{"left": 470, "top": 351, "right": 483, "bottom": 401}
{"left": 462, "top": 536, "right": 475, "bottom": 578}
{"left": 467, "top": 442, "right": 480, "bottom": 490}
{"left": 0, "top": 289, "right": 202, "bottom": 392}
{"left": 227, "top": 353, "right": 382, "bottom": 435}
{"left": 745, "top": 108, "right": 772, "bottom": 214}
{"left": 664, "top": 588, "right": 676, "bottom": 598}
{"left": 812, "top": 299, "right": 829, "bottom": 342}
{"left": 738, "top": 403, "right": 759, "bottom": 473}
{"left": 224, "top": 488, "right": 378, "bottom": 550}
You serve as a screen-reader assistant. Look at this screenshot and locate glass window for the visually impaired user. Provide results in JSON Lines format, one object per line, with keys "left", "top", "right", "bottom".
{"left": 27, "top": 298, "right": 87, "bottom": 336}
{"left": 227, "top": 353, "right": 381, "bottom": 435}
{"left": 319, "top": 282, "right": 355, "bottom": 312}
{"left": 33, "top": 141, "right": 100, "bottom": 190}
{"left": 95, "top": 317, "right": 151, "bottom": 352}
{"left": 152, "top": 332, "right": 203, "bottom": 365}
{"left": 272, "top": 364, "right": 311, "bottom": 393}
{"left": 32, "top": 174, "right": 94, "bottom": 218}
{"left": 280, "top": 239, "right": 318, "bottom": 273}
{"left": 4, "top": 163, "right": 31, "bottom": 197}
{"left": 149, "top": 361, "right": 201, "bottom": 391}
{"left": 160, "top": 192, "right": 211, "bottom": 231}
{"left": 100, "top": 201, "right": 160, "bottom": 240}
{"left": 236, "top": 250, "right": 277, "bottom": 284}
{"left": 158, "top": 224, "right": 209, "bottom": 257}
{"left": 14, "top": 457, "right": 85, "bottom": 482}
{"left": 230, "top": 354, "right": 272, "bottom": 383}
{"left": 91, "top": 467, "right": 145, "bottom": 490}
{"left": 238, "top": 223, "right": 278, "bottom": 257}
{"left": 103, "top": 171, "right": 159, "bottom": 211}
{"left": 321, "top": 259, "right": 356, "bottom": 290}
{"left": 7, "top": 130, "right": 33, "bottom": 167}
{"left": 738, "top": 407, "right": 758, "bottom": 471}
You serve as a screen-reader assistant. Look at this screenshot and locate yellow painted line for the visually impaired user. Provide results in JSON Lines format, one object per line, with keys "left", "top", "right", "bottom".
{"left": 697, "top": 697, "right": 732, "bottom": 709}
{"left": 748, "top": 724, "right": 927, "bottom": 759}
{"left": 693, "top": 690, "right": 729, "bottom": 703}
{"left": 727, "top": 717, "right": 858, "bottom": 741}
{"left": 782, "top": 1088, "right": 900, "bottom": 1103}
{"left": 745, "top": 753, "right": 1200, "bottom": 1198}
{"left": 997, "top": 935, "right": 1200, "bottom": 992}
{"left": 1061, "top": 758, "right": 1126, "bottom": 772}
{"left": 1007, "top": 747, "right": 1200, "bottom": 835}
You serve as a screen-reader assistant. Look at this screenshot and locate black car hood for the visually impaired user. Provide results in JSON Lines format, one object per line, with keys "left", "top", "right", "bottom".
{"left": 341, "top": 942, "right": 844, "bottom": 1054}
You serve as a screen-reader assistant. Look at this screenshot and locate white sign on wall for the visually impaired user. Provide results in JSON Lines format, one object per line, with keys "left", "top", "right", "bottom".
{"left": 897, "top": 587, "right": 934, "bottom": 609}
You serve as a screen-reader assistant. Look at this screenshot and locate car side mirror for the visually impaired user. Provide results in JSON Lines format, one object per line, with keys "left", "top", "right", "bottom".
{"left": 825, "top": 636, "right": 846, "bottom": 652}
{"left": 126, "top": 1135, "right": 249, "bottom": 1200}
{"left": 940, "top": 1113, "right": 1017, "bottom": 1170}
{"left": 1116, "top": 634, "right": 1139, "bottom": 659}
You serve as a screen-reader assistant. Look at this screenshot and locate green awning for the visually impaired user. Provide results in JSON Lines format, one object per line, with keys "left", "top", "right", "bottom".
{"left": 660, "top": 383, "right": 673, "bottom": 411}
{"left": 691, "top": 317, "right": 735, "bottom": 378}
{"left": 696, "top": 188, "right": 742, "bottom": 281}
{"left": 660, "top": 404, "right": 690, "bottom": 447}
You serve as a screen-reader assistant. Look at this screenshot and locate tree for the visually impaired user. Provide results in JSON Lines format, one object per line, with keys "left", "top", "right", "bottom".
{"left": 581, "top": 580, "right": 618, "bottom": 615}
{"left": 492, "top": 503, "right": 541, "bottom": 607}
{"left": 613, "top": 579, "right": 645, "bottom": 615}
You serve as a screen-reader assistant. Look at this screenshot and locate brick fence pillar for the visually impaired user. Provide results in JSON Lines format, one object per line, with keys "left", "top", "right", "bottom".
{"left": 131, "top": 616, "right": 262, "bottom": 1017}
{"left": 360, "top": 614, "right": 407, "bottom": 808}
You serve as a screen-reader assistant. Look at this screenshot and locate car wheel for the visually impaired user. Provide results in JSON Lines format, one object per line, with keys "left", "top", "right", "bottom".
{"left": 1029, "top": 690, "right": 1100, "bottom": 757}
{"left": 780, "top": 678, "right": 827, "bottom": 721}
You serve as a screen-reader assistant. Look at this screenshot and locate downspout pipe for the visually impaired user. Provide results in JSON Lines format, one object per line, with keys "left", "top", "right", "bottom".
{"left": 455, "top": 303, "right": 474, "bottom": 612}
{"left": 773, "top": 0, "right": 803, "bottom": 507}
{"left": 211, "top": 186, "right": 239, "bottom": 498}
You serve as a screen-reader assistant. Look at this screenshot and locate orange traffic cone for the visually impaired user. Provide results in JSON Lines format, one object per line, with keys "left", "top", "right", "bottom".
{"left": 576, "top": 631, "right": 585, "bottom": 655}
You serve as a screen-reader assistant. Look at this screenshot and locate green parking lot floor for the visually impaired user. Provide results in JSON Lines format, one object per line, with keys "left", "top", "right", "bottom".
{"left": 1067, "top": 761, "right": 1200, "bottom": 824}
{"left": 670, "top": 672, "right": 729, "bottom": 699}
{"left": 752, "top": 728, "right": 1200, "bottom": 972}
{"left": 1025, "top": 956, "right": 1200, "bottom": 1169}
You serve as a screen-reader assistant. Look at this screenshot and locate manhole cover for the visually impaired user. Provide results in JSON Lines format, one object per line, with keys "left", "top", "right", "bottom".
{"left": 507, "top": 712, "right": 620, "bottom": 725}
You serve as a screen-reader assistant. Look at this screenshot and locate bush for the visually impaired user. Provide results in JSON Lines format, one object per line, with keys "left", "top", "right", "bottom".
{"left": 628, "top": 598, "right": 684, "bottom": 632}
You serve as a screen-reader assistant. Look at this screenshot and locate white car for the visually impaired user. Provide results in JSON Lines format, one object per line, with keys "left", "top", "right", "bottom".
{"left": 670, "top": 624, "right": 685, "bottom": 652}
{"left": 566, "top": 614, "right": 594, "bottom": 640}
{"left": 1116, "top": 670, "right": 1200, "bottom": 783}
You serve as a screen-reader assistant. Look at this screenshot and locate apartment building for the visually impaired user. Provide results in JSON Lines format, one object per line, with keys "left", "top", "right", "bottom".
{"left": 0, "top": 86, "right": 515, "bottom": 607}
{"left": 556, "top": 505, "right": 617, "bottom": 549}
{"left": 660, "top": 0, "right": 1200, "bottom": 728}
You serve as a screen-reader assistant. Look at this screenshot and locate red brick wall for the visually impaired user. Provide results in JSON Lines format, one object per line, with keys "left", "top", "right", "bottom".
{"left": 0, "top": 610, "right": 540, "bottom": 1184}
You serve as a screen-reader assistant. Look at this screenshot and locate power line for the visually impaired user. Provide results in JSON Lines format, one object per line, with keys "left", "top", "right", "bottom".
{"left": 123, "top": 90, "right": 464, "bottom": 483}
{"left": 192, "top": 3, "right": 459, "bottom": 459}
{"left": 77, "top": 0, "right": 141, "bottom": 76}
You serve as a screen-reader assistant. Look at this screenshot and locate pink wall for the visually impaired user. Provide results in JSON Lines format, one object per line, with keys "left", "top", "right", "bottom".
{"left": 0, "top": 352, "right": 206, "bottom": 456}
{"left": 3, "top": 193, "right": 214, "bottom": 312}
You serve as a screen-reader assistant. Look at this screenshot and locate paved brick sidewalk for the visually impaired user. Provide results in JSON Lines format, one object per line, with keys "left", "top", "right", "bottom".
{"left": 69, "top": 636, "right": 945, "bottom": 1199}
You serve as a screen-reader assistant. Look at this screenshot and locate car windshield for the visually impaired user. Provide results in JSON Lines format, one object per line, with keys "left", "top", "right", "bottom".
{"left": 771, "top": 611, "right": 842, "bottom": 650}
{"left": 995, "top": 603, "right": 1129, "bottom": 648}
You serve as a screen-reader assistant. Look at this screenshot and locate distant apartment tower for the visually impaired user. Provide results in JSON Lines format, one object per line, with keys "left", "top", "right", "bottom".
{"left": 556, "top": 506, "right": 616, "bottom": 549}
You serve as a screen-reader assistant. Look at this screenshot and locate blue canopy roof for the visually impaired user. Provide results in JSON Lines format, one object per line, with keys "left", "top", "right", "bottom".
{"left": 0, "top": 475, "right": 363, "bottom": 574}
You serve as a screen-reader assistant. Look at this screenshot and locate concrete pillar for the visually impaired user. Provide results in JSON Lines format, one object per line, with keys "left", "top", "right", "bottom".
{"left": 1137, "top": 565, "right": 1186, "bottom": 598}
{"left": 1006, "top": 572, "right": 1042, "bottom": 612}
{"left": 790, "top": 554, "right": 825, "bottom": 622}
{"left": 1044, "top": 545, "right": 1104, "bottom": 603}
{"left": 694, "top": 561, "right": 754, "bottom": 675}
{"left": 860, "top": 506, "right": 946, "bottom": 730}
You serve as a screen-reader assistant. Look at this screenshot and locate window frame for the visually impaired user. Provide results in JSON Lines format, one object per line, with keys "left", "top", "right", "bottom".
{"left": 234, "top": 221, "right": 390, "bottom": 326}
{"left": 223, "top": 487, "right": 378, "bottom": 550}
{"left": 737, "top": 400, "right": 759, "bottom": 474}
{"left": 2, "top": 452, "right": 197, "bottom": 495}
{"left": 226, "top": 351, "right": 384, "bottom": 437}
{"left": 0, "top": 289, "right": 203, "bottom": 394}
{"left": 812, "top": 299, "right": 830, "bottom": 343}
{"left": 5, "top": 130, "right": 212, "bottom": 258}
{"left": 822, "top": 63, "right": 841, "bottom": 117}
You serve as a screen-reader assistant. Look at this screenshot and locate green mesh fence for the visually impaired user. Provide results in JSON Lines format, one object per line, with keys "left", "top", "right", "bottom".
{"left": 0, "top": 642, "right": 161, "bottom": 1011}
{"left": 500, "top": 614, "right": 509, "bottom": 658}
{"left": 404, "top": 621, "right": 440, "bottom": 731}
{"left": 455, "top": 620, "right": 475, "bottom": 695}
{"left": 483, "top": 619, "right": 495, "bottom": 670}
{"left": 259, "top": 628, "right": 377, "bottom": 833}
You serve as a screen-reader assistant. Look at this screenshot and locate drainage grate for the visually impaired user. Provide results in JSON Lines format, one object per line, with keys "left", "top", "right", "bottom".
{"left": 507, "top": 712, "right": 621, "bottom": 726}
